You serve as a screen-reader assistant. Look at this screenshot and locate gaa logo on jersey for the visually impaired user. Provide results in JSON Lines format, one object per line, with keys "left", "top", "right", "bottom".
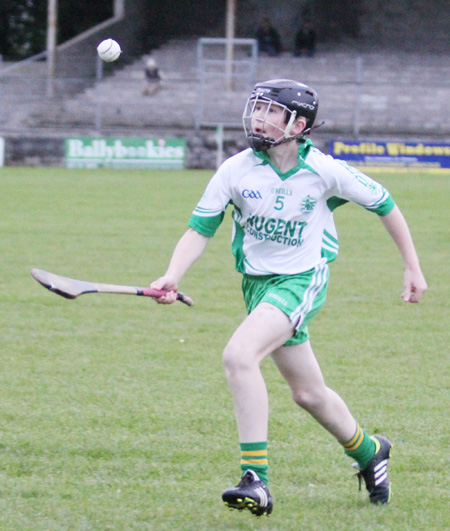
{"left": 242, "top": 189, "right": 263, "bottom": 199}
{"left": 300, "top": 195, "right": 317, "bottom": 214}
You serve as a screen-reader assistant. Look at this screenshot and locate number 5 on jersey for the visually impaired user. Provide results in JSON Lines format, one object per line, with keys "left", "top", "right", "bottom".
{"left": 274, "top": 195, "right": 284, "bottom": 210}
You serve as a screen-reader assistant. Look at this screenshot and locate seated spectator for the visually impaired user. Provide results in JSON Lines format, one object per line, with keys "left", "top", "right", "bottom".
{"left": 256, "top": 18, "right": 282, "bottom": 57}
{"left": 142, "top": 56, "right": 162, "bottom": 96}
{"left": 294, "top": 21, "right": 317, "bottom": 57}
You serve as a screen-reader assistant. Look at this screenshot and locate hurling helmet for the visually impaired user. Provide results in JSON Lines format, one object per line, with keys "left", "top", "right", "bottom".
{"left": 243, "top": 79, "right": 319, "bottom": 151}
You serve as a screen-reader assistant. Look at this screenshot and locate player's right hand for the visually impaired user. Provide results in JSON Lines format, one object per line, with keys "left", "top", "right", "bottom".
{"left": 150, "top": 275, "right": 179, "bottom": 304}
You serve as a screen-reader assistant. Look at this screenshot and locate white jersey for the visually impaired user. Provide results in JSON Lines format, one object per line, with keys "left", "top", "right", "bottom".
{"left": 189, "top": 140, "right": 395, "bottom": 276}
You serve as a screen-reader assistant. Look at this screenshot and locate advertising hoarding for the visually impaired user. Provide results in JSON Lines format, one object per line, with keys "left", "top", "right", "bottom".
{"left": 65, "top": 137, "right": 186, "bottom": 169}
{"left": 330, "top": 140, "right": 450, "bottom": 168}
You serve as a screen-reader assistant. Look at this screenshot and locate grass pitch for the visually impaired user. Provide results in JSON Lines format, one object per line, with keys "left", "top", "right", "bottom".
{"left": 0, "top": 166, "right": 448, "bottom": 530}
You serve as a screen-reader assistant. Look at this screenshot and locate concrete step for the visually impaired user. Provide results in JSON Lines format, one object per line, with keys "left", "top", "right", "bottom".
{"left": 2, "top": 38, "right": 449, "bottom": 135}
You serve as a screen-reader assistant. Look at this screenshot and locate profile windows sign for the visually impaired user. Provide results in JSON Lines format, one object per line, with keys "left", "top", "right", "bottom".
{"left": 65, "top": 137, "right": 186, "bottom": 169}
{"left": 330, "top": 140, "right": 450, "bottom": 168}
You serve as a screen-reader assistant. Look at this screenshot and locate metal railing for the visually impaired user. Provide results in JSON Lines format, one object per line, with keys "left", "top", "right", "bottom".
{"left": 195, "top": 38, "right": 258, "bottom": 128}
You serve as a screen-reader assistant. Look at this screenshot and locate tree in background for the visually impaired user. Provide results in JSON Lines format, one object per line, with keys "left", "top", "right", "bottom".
{"left": 0, "top": 0, "right": 46, "bottom": 59}
{"left": 0, "top": 0, "right": 112, "bottom": 60}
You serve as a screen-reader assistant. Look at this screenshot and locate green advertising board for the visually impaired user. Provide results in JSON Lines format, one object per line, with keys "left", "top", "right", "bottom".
{"left": 65, "top": 137, "right": 186, "bottom": 169}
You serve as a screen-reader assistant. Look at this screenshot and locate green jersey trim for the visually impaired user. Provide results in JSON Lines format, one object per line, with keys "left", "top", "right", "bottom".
{"left": 327, "top": 194, "right": 395, "bottom": 216}
{"left": 327, "top": 196, "right": 349, "bottom": 212}
{"left": 188, "top": 212, "right": 224, "bottom": 237}
{"left": 371, "top": 195, "right": 395, "bottom": 216}
{"left": 253, "top": 140, "right": 317, "bottom": 180}
{"left": 231, "top": 212, "right": 246, "bottom": 273}
{"left": 321, "top": 248, "right": 338, "bottom": 263}
{"left": 321, "top": 230, "right": 339, "bottom": 263}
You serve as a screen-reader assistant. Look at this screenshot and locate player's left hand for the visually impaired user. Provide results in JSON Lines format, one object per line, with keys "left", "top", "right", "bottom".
{"left": 402, "top": 267, "right": 427, "bottom": 303}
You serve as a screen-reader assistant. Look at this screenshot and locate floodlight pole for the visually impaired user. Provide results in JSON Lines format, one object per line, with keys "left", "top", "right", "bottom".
{"left": 225, "top": 0, "right": 236, "bottom": 91}
{"left": 46, "top": 0, "right": 58, "bottom": 98}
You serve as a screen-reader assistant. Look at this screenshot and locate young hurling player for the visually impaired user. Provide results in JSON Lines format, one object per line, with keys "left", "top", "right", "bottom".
{"left": 151, "top": 79, "right": 427, "bottom": 516}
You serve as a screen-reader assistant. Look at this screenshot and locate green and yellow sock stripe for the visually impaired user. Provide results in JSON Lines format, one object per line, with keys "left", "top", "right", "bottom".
{"left": 341, "top": 424, "right": 377, "bottom": 470}
{"left": 240, "top": 449, "right": 268, "bottom": 467}
{"left": 240, "top": 442, "right": 269, "bottom": 484}
{"left": 341, "top": 424, "right": 365, "bottom": 453}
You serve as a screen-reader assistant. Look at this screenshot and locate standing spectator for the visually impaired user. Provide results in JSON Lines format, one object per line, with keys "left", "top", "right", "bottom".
{"left": 294, "top": 21, "right": 317, "bottom": 57}
{"left": 256, "top": 18, "right": 282, "bottom": 57}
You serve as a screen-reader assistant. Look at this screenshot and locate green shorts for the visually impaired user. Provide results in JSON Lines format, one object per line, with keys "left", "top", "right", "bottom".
{"left": 242, "top": 263, "right": 329, "bottom": 346}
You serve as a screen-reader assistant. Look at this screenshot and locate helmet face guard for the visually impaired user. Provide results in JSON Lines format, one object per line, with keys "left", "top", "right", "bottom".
{"left": 242, "top": 79, "right": 319, "bottom": 152}
{"left": 243, "top": 97, "right": 299, "bottom": 151}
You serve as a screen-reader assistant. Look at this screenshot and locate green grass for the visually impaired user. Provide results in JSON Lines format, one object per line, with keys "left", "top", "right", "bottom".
{"left": 0, "top": 166, "right": 449, "bottom": 530}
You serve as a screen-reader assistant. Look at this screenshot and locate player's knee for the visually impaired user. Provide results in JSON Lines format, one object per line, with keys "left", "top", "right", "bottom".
{"left": 223, "top": 340, "right": 254, "bottom": 374}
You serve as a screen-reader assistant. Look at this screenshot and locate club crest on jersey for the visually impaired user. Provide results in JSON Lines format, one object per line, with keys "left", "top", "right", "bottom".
{"left": 300, "top": 195, "right": 316, "bottom": 214}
